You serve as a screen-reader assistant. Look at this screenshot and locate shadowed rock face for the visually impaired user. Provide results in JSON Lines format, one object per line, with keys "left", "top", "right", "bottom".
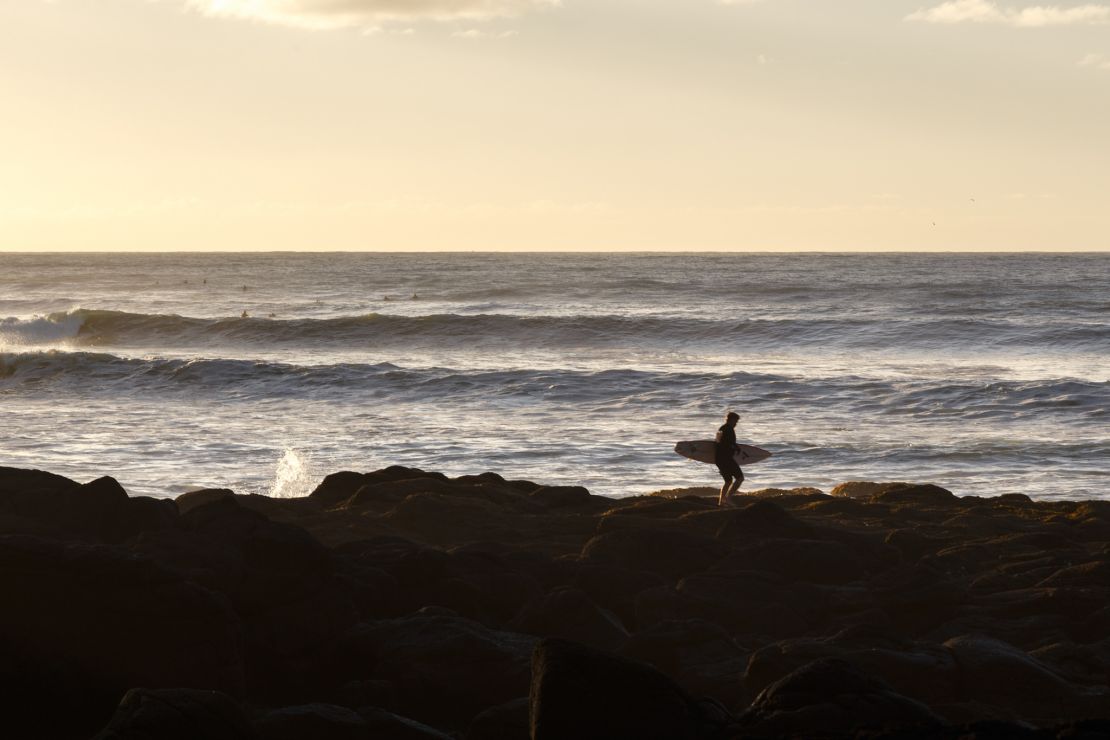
{"left": 740, "top": 657, "right": 944, "bottom": 734}
{"left": 0, "top": 465, "right": 1107, "bottom": 739}
{"left": 529, "top": 638, "right": 722, "bottom": 740}
{"left": 92, "top": 688, "right": 255, "bottom": 740}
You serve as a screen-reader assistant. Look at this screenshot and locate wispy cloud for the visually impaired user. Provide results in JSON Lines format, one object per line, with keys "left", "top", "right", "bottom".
{"left": 182, "top": 0, "right": 559, "bottom": 31}
{"left": 907, "top": 0, "right": 1110, "bottom": 27}
{"left": 1079, "top": 52, "right": 1110, "bottom": 68}
{"left": 451, "top": 28, "right": 519, "bottom": 38}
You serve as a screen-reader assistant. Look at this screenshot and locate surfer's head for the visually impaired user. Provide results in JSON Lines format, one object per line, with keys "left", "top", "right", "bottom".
{"left": 725, "top": 411, "right": 739, "bottom": 425}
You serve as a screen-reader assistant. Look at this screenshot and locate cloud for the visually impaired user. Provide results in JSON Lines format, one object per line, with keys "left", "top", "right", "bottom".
{"left": 451, "top": 28, "right": 518, "bottom": 37}
{"left": 182, "top": 0, "right": 559, "bottom": 30}
{"left": 1079, "top": 52, "right": 1110, "bottom": 67}
{"left": 907, "top": 0, "right": 1110, "bottom": 26}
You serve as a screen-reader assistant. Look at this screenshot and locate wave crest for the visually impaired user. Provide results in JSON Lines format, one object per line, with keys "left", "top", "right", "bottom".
{"left": 2, "top": 308, "right": 1107, "bottom": 354}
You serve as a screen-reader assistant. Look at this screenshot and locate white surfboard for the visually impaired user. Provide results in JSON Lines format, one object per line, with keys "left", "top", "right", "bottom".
{"left": 674, "top": 440, "right": 773, "bottom": 466}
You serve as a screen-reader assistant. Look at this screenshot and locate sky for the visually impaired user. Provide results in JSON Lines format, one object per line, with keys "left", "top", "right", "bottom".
{"left": 1, "top": 0, "right": 1108, "bottom": 251}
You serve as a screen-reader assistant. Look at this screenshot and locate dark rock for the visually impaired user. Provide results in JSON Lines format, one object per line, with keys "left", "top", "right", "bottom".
{"left": 713, "top": 500, "right": 815, "bottom": 542}
{"left": 93, "top": 688, "right": 255, "bottom": 740}
{"left": 713, "top": 538, "right": 867, "bottom": 585}
{"left": 530, "top": 638, "right": 726, "bottom": 740}
{"left": 0, "top": 535, "right": 244, "bottom": 739}
{"left": 311, "top": 471, "right": 379, "bottom": 507}
{"left": 176, "top": 488, "right": 236, "bottom": 514}
{"left": 330, "top": 679, "right": 398, "bottom": 712}
{"left": 581, "top": 528, "right": 728, "bottom": 580}
{"left": 338, "top": 614, "right": 537, "bottom": 729}
{"left": 0, "top": 471, "right": 176, "bottom": 543}
{"left": 381, "top": 490, "right": 520, "bottom": 544}
{"left": 1037, "top": 560, "right": 1110, "bottom": 588}
{"left": 359, "top": 706, "right": 454, "bottom": 739}
{"left": 672, "top": 571, "right": 813, "bottom": 637}
{"left": 0, "top": 465, "right": 78, "bottom": 494}
{"left": 621, "top": 619, "right": 750, "bottom": 707}
{"left": 255, "top": 703, "right": 450, "bottom": 740}
{"left": 529, "top": 486, "right": 594, "bottom": 508}
{"left": 510, "top": 587, "right": 629, "bottom": 650}
{"left": 573, "top": 563, "right": 667, "bottom": 627}
{"left": 349, "top": 475, "right": 521, "bottom": 510}
{"left": 606, "top": 497, "right": 714, "bottom": 519}
{"left": 871, "top": 484, "right": 958, "bottom": 506}
{"left": 466, "top": 697, "right": 530, "bottom": 740}
{"left": 740, "top": 658, "right": 943, "bottom": 735}
{"left": 1051, "top": 719, "right": 1110, "bottom": 739}
{"left": 743, "top": 635, "right": 961, "bottom": 708}
{"left": 132, "top": 497, "right": 357, "bottom": 701}
{"left": 357, "top": 542, "right": 543, "bottom": 624}
{"left": 310, "top": 467, "right": 448, "bottom": 507}
{"left": 871, "top": 562, "right": 966, "bottom": 634}
{"left": 942, "top": 635, "right": 1108, "bottom": 721}
{"left": 885, "top": 528, "right": 940, "bottom": 561}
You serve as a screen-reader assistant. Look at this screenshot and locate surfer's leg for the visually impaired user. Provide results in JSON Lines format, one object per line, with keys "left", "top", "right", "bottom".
{"left": 731, "top": 468, "right": 744, "bottom": 494}
{"left": 717, "top": 468, "right": 733, "bottom": 507}
{"left": 725, "top": 467, "right": 744, "bottom": 501}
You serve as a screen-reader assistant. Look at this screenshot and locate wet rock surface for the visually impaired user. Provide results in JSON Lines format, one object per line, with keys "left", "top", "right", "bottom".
{"left": 0, "top": 467, "right": 1107, "bottom": 739}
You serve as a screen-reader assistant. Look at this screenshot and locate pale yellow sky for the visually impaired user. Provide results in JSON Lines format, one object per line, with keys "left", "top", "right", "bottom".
{"left": 1, "top": 0, "right": 1108, "bottom": 250}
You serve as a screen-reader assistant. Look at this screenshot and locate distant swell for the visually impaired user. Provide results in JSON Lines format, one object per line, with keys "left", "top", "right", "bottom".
{"left": 2, "top": 308, "right": 1108, "bottom": 353}
{"left": 2, "top": 350, "right": 1106, "bottom": 422}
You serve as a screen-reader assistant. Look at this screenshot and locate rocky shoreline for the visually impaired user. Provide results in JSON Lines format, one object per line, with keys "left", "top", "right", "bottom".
{"left": 1, "top": 465, "right": 1108, "bottom": 739}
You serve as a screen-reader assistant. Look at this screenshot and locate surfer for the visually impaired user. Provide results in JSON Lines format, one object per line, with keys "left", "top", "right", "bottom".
{"left": 715, "top": 411, "right": 744, "bottom": 507}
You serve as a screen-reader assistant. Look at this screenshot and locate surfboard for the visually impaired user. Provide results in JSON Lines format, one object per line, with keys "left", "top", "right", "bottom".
{"left": 674, "top": 440, "right": 773, "bottom": 466}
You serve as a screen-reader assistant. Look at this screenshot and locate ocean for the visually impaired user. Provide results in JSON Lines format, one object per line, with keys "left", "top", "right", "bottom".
{"left": 1, "top": 252, "right": 1106, "bottom": 500}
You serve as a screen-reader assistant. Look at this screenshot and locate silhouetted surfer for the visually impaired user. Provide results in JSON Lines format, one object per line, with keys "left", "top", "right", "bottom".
{"left": 715, "top": 411, "right": 744, "bottom": 507}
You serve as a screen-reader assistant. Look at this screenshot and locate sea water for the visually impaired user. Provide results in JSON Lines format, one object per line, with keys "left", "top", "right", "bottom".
{"left": 1, "top": 252, "right": 1106, "bottom": 500}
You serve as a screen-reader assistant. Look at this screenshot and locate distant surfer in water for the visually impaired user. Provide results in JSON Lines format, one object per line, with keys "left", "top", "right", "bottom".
{"left": 715, "top": 411, "right": 744, "bottom": 507}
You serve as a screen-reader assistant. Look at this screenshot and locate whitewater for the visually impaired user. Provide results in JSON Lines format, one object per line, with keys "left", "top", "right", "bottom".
{"left": 1, "top": 252, "right": 1107, "bottom": 499}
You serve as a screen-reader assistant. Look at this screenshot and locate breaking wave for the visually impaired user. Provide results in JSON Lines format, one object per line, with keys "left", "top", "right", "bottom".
{"left": 2, "top": 308, "right": 1107, "bottom": 353}
{"left": 2, "top": 349, "right": 1105, "bottom": 422}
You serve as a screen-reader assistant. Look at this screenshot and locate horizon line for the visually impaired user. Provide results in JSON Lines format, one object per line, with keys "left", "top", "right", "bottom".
{"left": 2, "top": 249, "right": 1109, "bottom": 255}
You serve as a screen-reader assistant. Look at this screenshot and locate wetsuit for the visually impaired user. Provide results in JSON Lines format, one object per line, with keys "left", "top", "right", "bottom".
{"left": 715, "top": 424, "right": 744, "bottom": 484}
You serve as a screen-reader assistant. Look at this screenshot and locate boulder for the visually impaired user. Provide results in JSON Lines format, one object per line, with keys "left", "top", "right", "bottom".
{"left": 529, "top": 486, "right": 596, "bottom": 508}
{"left": 712, "top": 538, "right": 867, "bottom": 585}
{"left": 530, "top": 639, "right": 726, "bottom": 740}
{"left": 872, "top": 483, "right": 958, "bottom": 507}
{"left": 132, "top": 497, "right": 357, "bottom": 700}
{"left": 621, "top": 619, "right": 750, "bottom": 707}
{"left": 359, "top": 707, "right": 454, "bottom": 740}
{"left": 581, "top": 528, "right": 728, "bottom": 580}
{"left": 255, "top": 704, "right": 366, "bottom": 740}
{"left": 0, "top": 471, "right": 178, "bottom": 543}
{"left": 176, "top": 488, "right": 236, "bottom": 514}
{"left": 510, "top": 587, "right": 630, "bottom": 650}
{"left": 572, "top": 563, "right": 667, "bottom": 628}
{"left": 743, "top": 635, "right": 961, "bottom": 708}
{"left": 942, "top": 635, "right": 1107, "bottom": 721}
{"left": 830, "top": 481, "right": 898, "bottom": 499}
{"left": 0, "top": 535, "right": 244, "bottom": 739}
{"left": 740, "top": 658, "right": 943, "bottom": 735}
{"left": 93, "top": 688, "right": 255, "bottom": 740}
{"left": 338, "top": 615, "right": 537, "bottom": 729}
{"left": 870, "top": 562, "right": 966, "bottom": 634}
{"left": 1036, "top": 560, "right": 1110, "bottom": 588}
{"left": 466, "top": 697, "right": 530, "bottom": 740}
{"left": 309, "top": 467, "right": 448, "bottom": 507}
{"left": 255, "top": 704, "right": 451, "bottom": 740}
{"left": 0, "top": 466, "right": 78, "bottom": 494}
{"left": 672, "top": 572, "right": 812, "bottom": 637}
{"left": 712, "top": 500, "right": 815, "bottom": 542}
